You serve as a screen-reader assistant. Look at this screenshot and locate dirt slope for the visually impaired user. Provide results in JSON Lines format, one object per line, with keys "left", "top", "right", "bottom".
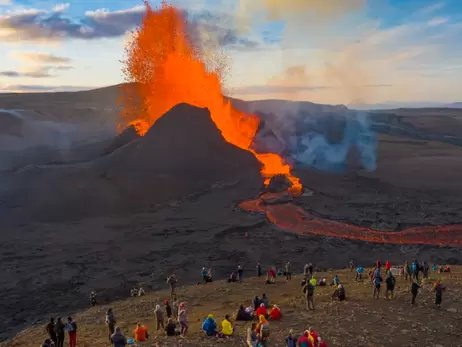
{"left": 3, "top": 267, "right": 460, "bottom": 347}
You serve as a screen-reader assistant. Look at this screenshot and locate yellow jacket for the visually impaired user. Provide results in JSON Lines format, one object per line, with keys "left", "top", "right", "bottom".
{"left": 221, "top": 319, "right": 233, "bottom": 335}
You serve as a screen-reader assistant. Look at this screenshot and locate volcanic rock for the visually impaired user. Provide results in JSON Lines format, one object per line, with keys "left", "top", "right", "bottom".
{"left": 267, "top": 174, "right": 293, "bottom": 193}
{"left": 0, "top": 103, "right": 263, "bottom": 222}
{"left": 102, "top": 125, "right": 139, "bottom": 155}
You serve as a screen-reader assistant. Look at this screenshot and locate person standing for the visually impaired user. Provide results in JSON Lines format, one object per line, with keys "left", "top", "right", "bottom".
{"left": 178, "top": 302, "right": 189, "bottom": 336}
{"left": 54, "top": 317, "right": 65, "bottom": 347}
{"left": 303, "top": 280, "right": 315, "bottom": 310}
{"left": 373, "top": 272, "right": 382, "bottom": 299}
{"left": 154, "top": 304, "right": 165, "bottom": 330}
{"left": 106, "top": 308, "right": 117, "bottom": 342}
{"left": 110, "top": 327, "right": 127, "bottom": 347}
{"left": 45, "top": 318, "right": 57, "bottom": 345}
{"left": 90, "top": 291, "right": 97, "bottom": 306}
{"left": 167, "top": 274, "right": 178, "bottom": 297}
{"left": 434, "top": 280, "right": 446, "bottom": 308}
{"left": 411, "top": 279, "right": 421, "bottom": 305}
{"left": 237, "top": 264, "right": 244, "bottom": 282}
{"left": 285, "top": 262, "right": 292, "bottom": 281}
{"left": 385, "top": 272, "right": 396, "bottom": 299}
{"left": 66, "top": 317, "right": 77, "bottom": 347}
{"left": 404, "top": 261, "right": 412, "bottom": 283}
{"left": 257, "top": 262, "right": 262, "bottom": 277}
{"left": 385, "top": 260, "right": 391, "bottom": 275}
{"left": 164, "top": 300, "right": 172, "bottom": 319}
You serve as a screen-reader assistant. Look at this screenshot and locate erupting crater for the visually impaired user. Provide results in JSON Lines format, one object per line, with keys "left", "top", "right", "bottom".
{"left": 120, "top": 1, "right": 462, "bottom": 247}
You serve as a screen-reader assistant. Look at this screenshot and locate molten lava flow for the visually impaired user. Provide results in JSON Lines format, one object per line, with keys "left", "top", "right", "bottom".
{"left": 240, "top": 194, "right": 462, "bottom": 246}
{"left": 119, "top": 1, "right": 302, "bottom": 193}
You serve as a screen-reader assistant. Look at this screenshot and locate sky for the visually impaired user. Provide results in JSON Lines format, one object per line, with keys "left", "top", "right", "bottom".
{"left": 0, "top": 0, "right": 461, "bottom": 106}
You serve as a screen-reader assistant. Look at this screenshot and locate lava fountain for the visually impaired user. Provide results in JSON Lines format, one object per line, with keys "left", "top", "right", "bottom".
{"left": 119, "top": 0, "right": 301, "bottom": 193}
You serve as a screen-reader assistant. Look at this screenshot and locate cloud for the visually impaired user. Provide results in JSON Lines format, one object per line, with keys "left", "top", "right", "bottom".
{"left": 0, "top": 3, "right": 257, "bottom": 50}
{"left": 0, "top": 84, "right": 92, "bottom": 93}
{"left": 0, "top": 65, "right": 73, "bottom": 78}
{"left": 9, "top": 51, "right": 71, "bottom": 64}
{"left": 0, "top": 5, "right": 145, "bottom": 42}
{"left": 0, "top": 0, "right": 12, "bottom": 6}
{"left": 419, "top": 3, "right": 445, "bottom": 15}
{"left": 52, "top": 3, "right": 70, "bottom": 13}
{"left": 187, "top": 10, "right": 261, "bottom": 51}
{"left": 428, "top": 17, "right": 448, "bottom": 26}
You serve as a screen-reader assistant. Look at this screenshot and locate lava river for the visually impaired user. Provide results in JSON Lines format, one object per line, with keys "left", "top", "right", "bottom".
{"left": 240, "top": 193, "right": 462, "bottom": 246}
{"left": 120, "top": 1, "right": 462, "bottom": 247}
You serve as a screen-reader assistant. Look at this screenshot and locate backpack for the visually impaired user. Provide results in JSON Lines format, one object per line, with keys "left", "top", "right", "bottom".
{"left": 260, "top": 323, "right": 270, "bottom": 338}
{"left": 66, "top": 322, "right": 76, "bottom": 333}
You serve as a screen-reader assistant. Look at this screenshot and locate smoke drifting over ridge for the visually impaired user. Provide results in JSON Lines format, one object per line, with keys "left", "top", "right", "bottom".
{"left": 231, "top": 0, "right": 377, "bottom": 172}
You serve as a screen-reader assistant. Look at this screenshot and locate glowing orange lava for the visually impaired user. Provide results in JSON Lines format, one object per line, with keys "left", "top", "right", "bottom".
{"left": 240, "top": 194, "right": 462, "bottom": 246}
{"left": 119, "top": 1, "right": 301, "bottom": 193}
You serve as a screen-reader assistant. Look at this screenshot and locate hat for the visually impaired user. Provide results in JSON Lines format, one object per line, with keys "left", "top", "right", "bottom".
{"left": 208, "top": 314, "right": 213, "bottom": 319}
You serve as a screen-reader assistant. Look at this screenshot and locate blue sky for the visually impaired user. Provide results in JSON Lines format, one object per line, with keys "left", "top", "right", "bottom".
{"left": 1, "top": 0, "right": 461, "bottom": 105}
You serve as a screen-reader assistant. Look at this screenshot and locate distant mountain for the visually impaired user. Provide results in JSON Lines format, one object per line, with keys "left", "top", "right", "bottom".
{"left": 446, "top": 102, "right": 462, "bottom": 108}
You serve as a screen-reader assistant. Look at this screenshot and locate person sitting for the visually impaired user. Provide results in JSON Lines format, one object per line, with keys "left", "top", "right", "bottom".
{"left": 228, "top": 271, "right": 237, "bottom": 283}
{"left": 318, "top": 336, "right": 328, "bottom": 347}
{"left": 245, "top": 305, "right": 254, "bottom": 316}
{"left": 236, "top": 305, "right": 252, "bottom": 321}
{"left": 130, "top": 287, "right": 138, "bottom": 297}
{"left": 298, "top": 331, "right": 311, "bottom": 347}
{"left": 332, "top": 284, "right": 346, "bottom": 301}
{"left": 255, "top": 303, "right": 267, "bottom": 319}
{"left": 138, "top": 287, "right": 145, "bottom": 296}
{"left": 285, "top": 329, "right": 297, "bottom": 347}
{"left": 266, "top": 268, "right": 276, "bottom": 284}
{"left": 318, "top": 278, "right": 327, "bottom": 286}
{"left": 221, "top": 315, "right": 234, "bottom": 337}
{"left": 444, "top": 265, "right": 451, "bottom": 274}
{"left": 331, "top": 275, "right": 340, "bottom": 286}
{"left": 247, "top": 323, "right": 258, "bottom": 347}
{"left": 308, "top": 327, "right": 318, "bottom": 346}
{"left": 202, "top": 314, "right": 217, "bottom": 336}
{"left": 253, "top": 296, "right": 261, "bottom": 310}
{"left": 207, "top": 268, "right": 213, "bottom": 282}
{"left": 134, "top": 322, "right": 148, "bottom": 343}
{"left": 164, "top": 318, "right": 178, "bottom": 336}
{"left": 256, "top": 315, "right": 270, "bottom": 344}
{"left": 41, "top": 338, "right": 55, "bottom": 347}
{"left": 269, "top": 304, "right": 281, "bottom": 320}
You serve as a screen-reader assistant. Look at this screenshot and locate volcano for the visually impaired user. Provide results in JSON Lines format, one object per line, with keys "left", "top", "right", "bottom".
{"left": 0, "top": 104, "right": 262, "bottom": 222}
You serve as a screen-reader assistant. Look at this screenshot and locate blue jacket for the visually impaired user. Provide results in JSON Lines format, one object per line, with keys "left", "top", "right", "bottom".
{"left": 202, "top": 317, "right": 217, "bottom": 335}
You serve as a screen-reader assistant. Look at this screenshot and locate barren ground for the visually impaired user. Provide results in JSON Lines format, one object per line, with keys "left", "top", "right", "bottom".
{"left": 2, "top": 268, "right": 460, "bottom": 347}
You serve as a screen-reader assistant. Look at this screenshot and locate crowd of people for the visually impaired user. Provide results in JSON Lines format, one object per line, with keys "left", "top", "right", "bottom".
{"left": 40, "top": 259, "right": 451, "bottom": 347}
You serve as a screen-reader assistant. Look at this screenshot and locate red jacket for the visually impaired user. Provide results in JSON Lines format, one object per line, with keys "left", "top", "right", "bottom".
{"left": 319, "top": 341, "right": 328, "bottom": 347}
{"left": 255, "top": 306, "right": 267, "bottom": 318}
{"left": 269, "top": 308, "right": 281, "bottom": 320}
{"left": 386, "top": 261, "right": 391, "bottom": 270}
